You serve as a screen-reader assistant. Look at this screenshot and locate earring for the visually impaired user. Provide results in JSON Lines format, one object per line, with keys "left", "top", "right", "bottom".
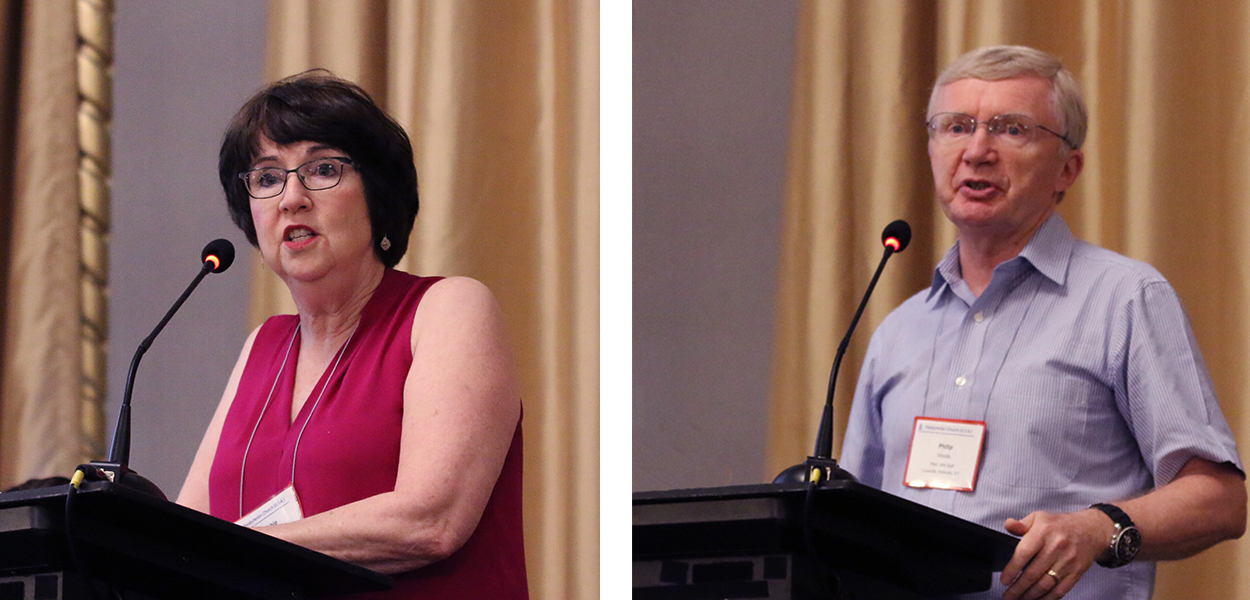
{"left": 380, "top": 236, "right": 391, "bottom": 251}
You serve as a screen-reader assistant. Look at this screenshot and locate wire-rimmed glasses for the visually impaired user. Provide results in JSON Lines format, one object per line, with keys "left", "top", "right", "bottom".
{"left": 238, "top": 156, "right": 355, "bottom": 199}
{"left": 926, "top": 113, "right": 1073, "bottom": 149}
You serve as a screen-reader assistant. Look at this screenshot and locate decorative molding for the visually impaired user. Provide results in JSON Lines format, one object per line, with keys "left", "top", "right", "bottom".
{"left": 76, "top": 0, "right": 112, "bottom": 461}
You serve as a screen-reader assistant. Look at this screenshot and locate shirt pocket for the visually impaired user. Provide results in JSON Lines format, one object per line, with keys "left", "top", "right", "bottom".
{"left": 979, "top": 377, "right": 1100, "bottom": 489}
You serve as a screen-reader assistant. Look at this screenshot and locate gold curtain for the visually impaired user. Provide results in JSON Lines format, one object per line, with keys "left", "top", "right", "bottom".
{"left": 0, "top": 0, "right": 110, "bottom": 488}
{"left": 258, "top": 2, "right": 599, "bottom": 599}
{"left": 769, "top": 1, "right": 1250, "bottom": 598}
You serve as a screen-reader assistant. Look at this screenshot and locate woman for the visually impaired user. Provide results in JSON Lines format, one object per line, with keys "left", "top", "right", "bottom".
{"left": 177, "top": 71, "right": 527, "bottom": 599}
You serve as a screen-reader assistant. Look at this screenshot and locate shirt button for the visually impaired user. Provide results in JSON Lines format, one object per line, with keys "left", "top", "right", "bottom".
{"left": 974, "top": 312, "right": 985, "bottom": 323}
{"left": 955, "top": 375, "right": 967, "bottom": 387}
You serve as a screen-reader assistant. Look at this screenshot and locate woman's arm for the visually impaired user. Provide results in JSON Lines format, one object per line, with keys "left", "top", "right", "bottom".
{"left": 255, "top": 276, "right": 522, "bottom": 574}
{"left": 176, "top": 327, "right": 259, "bottom": 513}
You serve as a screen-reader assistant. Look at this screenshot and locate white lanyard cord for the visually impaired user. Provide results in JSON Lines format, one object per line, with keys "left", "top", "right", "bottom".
{"left": 236, "top": 323, "right": 358, "bottom": 519}
{"left": 238, "top": 327, "right": 298, "bottom": 519}
{"left": 288, "top": 324, "right": 358, "bottom": 484}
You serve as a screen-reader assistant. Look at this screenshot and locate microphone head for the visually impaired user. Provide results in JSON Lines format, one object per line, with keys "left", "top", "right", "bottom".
{"left": 201, "top": 238, "right": 235, "bottom": 273}
{"left": 882, "top": 220, "right": 912, "bottom": 253}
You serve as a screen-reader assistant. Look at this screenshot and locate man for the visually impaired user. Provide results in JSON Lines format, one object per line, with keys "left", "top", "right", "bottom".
{"left": 839, "top": 46, "right": 1246, "bottom": 600}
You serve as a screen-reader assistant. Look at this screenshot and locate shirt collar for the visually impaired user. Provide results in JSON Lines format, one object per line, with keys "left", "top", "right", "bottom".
{"left": 927, "top": 213, "right": 1075, "bottom": 300}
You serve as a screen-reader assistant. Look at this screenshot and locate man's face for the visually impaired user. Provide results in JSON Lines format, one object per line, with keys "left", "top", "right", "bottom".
{"left": 928, "top": 76, "right": 1083, "bottom": 243}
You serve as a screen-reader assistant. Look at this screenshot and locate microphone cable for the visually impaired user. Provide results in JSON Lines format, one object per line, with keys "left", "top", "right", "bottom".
{"left": 802, "top": 467, "right": 841, "bottom": 598}
{"left": 65, "top": 469, "right": 117, "bottom": 600}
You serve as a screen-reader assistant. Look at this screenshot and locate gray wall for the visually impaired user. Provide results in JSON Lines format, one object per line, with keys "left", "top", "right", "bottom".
{"left": 108, "top": 1, "right": 266, "bottom": 496}
{"left": 633, "top": 1, "right": 798, "bottom": 491}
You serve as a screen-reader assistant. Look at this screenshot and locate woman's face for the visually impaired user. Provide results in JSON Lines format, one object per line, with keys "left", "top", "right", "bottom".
{"left": 248, "top": 136, "right": 378, "bottom": 286}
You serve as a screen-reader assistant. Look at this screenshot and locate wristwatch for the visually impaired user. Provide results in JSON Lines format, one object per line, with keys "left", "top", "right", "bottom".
{"left": 1090, "top": 503, "right": 1142, "bottom": 568}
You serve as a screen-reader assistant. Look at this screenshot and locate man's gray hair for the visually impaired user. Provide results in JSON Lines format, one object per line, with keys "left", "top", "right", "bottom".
{"left": 928, "top": 45, "right": 1088, "bottom": 150}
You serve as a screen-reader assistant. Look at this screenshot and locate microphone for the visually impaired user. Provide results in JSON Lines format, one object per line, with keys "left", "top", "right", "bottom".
{"left": 82, "top": 239, "right": 236, "bottom": 498}
{"left": 775, "top": 220, "right": 911, "bottom": 486}
{"left": 201, "top": 238, "right": 235, "bottom": 273}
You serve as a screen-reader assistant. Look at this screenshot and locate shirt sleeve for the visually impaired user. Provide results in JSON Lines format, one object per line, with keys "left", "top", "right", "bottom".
{"left": 1118, "top": 279, "right": 1244, "bottom": 486}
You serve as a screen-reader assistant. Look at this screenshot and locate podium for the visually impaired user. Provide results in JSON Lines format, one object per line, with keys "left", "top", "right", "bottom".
{"left": 0, "top": 480, "right": 391, "bottom": 599}
{"left": 634, "top": 481, "right": 1019, "bottom": 599}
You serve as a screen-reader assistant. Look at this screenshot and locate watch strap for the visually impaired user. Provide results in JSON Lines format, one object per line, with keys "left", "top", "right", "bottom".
{"left": 1090, "top": 502, "right": 1140, "bottom": 568}
{"left": 1090, "top": 502, "right": 1134, "bottom": 528}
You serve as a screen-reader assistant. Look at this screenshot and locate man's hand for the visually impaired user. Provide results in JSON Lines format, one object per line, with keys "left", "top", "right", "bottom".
{"left": 999, "top": 509, "right": 1114, "bottom": 600}
{"left": 998, "top": 458, "right": 1245, "bottom": 599}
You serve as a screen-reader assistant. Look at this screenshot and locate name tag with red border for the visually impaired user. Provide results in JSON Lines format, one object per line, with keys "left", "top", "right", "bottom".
{"left": 903, "top": 417, "right": 987, "bottom": 492}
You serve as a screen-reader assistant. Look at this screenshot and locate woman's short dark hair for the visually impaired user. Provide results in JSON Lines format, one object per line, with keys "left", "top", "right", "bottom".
{"left": 219, "top": 70, "right": 418, "bottom": 268}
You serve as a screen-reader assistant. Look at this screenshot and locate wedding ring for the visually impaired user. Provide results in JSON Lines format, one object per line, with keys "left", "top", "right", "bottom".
{"left": 1046, "top": 569, "right": 1061, "bottom": 584}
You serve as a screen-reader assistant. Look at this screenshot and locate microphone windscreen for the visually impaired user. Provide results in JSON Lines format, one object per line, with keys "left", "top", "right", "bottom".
{"left": 202, "top": 238, "right": 236, "bottom": 273}
{"left": 882, "top": 220, "right": 912, "bottom": 253}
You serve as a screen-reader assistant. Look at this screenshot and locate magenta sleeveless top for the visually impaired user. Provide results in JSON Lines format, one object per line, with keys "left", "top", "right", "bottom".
{"left": 208, "top": 269, "right": 528, "bottom": 599}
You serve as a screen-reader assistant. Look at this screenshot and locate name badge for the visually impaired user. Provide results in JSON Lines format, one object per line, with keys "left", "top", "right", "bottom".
{"left": 903, "top": 417, "right": 987, "bottom": 492}
{"left": 237, "top": 484, "right": 305, "bottom": 527}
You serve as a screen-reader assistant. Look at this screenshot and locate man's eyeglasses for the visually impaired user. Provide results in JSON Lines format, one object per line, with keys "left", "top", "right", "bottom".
{"left": 926, "top": 113, "right": 1073, "bottom": 149}
{"left": 239, "top": 156, "right": 355, "bottom": 199}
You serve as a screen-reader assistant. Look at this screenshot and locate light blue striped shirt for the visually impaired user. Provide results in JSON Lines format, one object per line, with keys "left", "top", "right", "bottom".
{"left": 840, "top": 214, "right": 1243, "bottom": 600}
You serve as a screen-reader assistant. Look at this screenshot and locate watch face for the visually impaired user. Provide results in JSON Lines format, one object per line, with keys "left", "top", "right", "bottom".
{"left": 1116, "top": 526, "right": 1142, "bottom": 561}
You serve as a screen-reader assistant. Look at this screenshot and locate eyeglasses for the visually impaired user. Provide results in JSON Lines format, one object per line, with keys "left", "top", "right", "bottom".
{"left": 238, "top": 156, "right": 355, "bottom": 199}
{"left": 926, "top": 113, "right": 1073, "bottom": 148}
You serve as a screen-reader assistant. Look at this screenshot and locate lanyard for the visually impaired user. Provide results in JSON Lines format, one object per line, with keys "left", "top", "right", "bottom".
{"left": 237, "top": 322, "right": 358, "bottom": 519}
